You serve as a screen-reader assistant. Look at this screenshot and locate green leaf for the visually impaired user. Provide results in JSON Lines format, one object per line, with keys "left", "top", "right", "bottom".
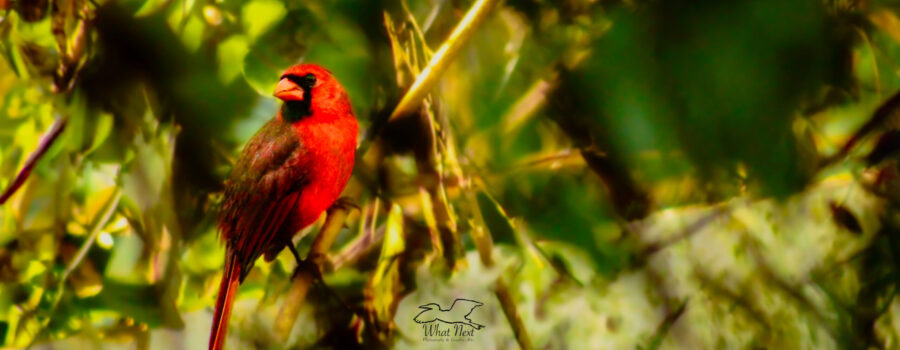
{"left": 179, "top": 14, "right": 205, "bottom": 52}
{"left": 242, "top": 0, "right": 286, "bottom": 41}
{"left": 133, "top": 0, "right": 170, "bottom": 17}
{"left": 217, "top": 35, "right": 249, "bottom": 84}
{"left": 242, "top": 46, "right": 288, "bottom": 96}
{"left": 86, "top": 113, "right": 113, "bottom": 154}
{"left": 78, "top": 280, "right": 169, "bottom": 327}
{"left": 371, "top": 204, "right": 405, "bottom": 285}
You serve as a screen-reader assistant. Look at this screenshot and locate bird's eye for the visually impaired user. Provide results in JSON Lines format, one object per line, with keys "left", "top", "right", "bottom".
{"left": 302, "top": 73, "right": 316, "bottom": 88}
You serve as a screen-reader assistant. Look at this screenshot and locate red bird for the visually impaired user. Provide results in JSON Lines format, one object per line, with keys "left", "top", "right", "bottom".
{"left": 209, "top": 63, "right": 358, "bottom": 350}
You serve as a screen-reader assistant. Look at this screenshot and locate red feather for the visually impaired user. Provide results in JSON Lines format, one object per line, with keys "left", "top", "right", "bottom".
{"left": 209, "top": 252, "right": 240, "bottom": 350}
{"left": 210, "top": 63, "right": 357, "bottom": 350}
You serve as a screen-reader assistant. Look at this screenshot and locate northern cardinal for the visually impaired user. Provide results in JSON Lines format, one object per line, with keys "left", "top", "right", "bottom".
{"left": 209, "top": 63, "right": 358, "bottom": 350}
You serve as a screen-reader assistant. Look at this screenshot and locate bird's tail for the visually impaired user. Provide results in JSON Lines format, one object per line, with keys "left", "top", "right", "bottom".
{"left": 209, "top": 250, "right": 241, "bottom": 350}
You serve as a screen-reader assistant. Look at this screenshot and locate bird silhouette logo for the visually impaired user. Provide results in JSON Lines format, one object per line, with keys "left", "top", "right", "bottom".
{"left": 414, "top": 298, "right": 485, "bottom": 330}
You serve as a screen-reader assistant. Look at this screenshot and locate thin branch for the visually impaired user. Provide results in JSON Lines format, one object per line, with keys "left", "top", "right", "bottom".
{"left": 63, "top": 187, "right": 122, "bottom": 280}
{"left": 466, "top": 192, "right": 534, "bottom": 350}
{"left": 854, "top": 26, "right": 881, "bottom": 101}
{"left": 332, "top": 224, "right": 384, "bottom": 270}
{"left": 0, "top": 117, "right": 68, "bottom": 204}
{"left": 274, "top": 206, "right": 351, "bottom": 340}
{"left": 495, "top": 278, "right": 534, "bottom": 350}
{"left": 401, "top": 0, "right": 434, "bottom": 58}
{"left": 500, "top": 78, "right": 554, "bottom": 134}
{"left": 837, "top": 88, "right": 900, "bottom": 159}
{"left": 645, "top": 300, "right": 688, "bottom": 350}
{"left": 388, "top": 0, "right": 500, "bottom": 121}
{"left": 28, "top": 186, "right": 121, "bottom": 349}
{"left": 640, "top": 205, "right": 730, "bottom": 256}
{"left": 333, "top": 201, "right": 380, "bottom": 269}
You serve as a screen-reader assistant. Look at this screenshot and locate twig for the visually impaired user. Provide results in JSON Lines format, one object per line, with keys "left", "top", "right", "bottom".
{"left": 332, "top": 201, "right": 380, "bottom": 269}
{"left": 853, "top": 26, "right": 881, "bottom": 101}
{"left": 332, "top": 224, "right": 384, "bottom": 270}
{"left": 640, "top": 205, "right": 730, "bottom": 256}
{"left": 418, "top": 187, "right": 445, "bottom": 261}
{"left": 63, "top": 188, "right": 121, "bottom": 280}
{"left": 416, "top": 104, "right": 461, "bottom": 267}
{"left": 0, "top": 117, "right": 68, "bottom": 204}
{"left": 466, "top": 192, "right": 534, "bottom": 350}
{"left": 401, "top": 0, "right": 434, "bottom": 58}
{"left": 495, "top": 278, "right": 533, "bottom": 350}
{"left": 274, "top": 206, "right": 351, "bottom": 340}
{"left": 28, "top": 186, "right": 121, "bottom": 349}
{"left": 645, "top": 300, "right": 688, "bottom": 350}
{"left": 836, "top": 88, "right": 900, "bottom": 159}
{"left": 388, "top": 0, "right": 500, "bottom": 121}
{"left": 500, "top": 78, "right": 554, "bottom": 134}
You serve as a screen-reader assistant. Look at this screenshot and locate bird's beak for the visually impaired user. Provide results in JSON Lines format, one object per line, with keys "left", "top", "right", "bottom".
{"left": 273, "top": 78, "right": 303, "bottom": 102}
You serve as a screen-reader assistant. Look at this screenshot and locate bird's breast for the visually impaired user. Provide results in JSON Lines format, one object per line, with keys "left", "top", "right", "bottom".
{"left": 289, "top": 118, "right": 357, "bottom": 231}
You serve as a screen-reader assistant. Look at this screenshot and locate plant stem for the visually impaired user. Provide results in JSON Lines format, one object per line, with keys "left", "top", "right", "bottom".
{"left": 274, "top": 206, "right": 351, "bottom": 340}
{"left": 28, "top": 186, "right": 120, "bottom": 349}
{"left": 388, "top": 0, "right": 500, "bottom": 121}
{"left": 0, "top": 117, "right": 68, "bottom": 205}
{"left": 63, "top": 187, "right": 121, "bottom": 280}
{"left": 495, "top": 279, "right": 534, "bottom": 350}
{"left": 467, "top": 192, "right": 534, "bottom": 350}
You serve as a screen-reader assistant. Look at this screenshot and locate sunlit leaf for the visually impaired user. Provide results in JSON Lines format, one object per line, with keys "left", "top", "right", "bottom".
{"left": 133, "top": 0, "right": 169, "bottom": 18}
{"left": 870, "top": 10, "right": 900, "bottom": 45}
{"left": 84, "top": 186, "right": 118, "bottom": 225}
{"left": 366, "top": 203, "right": 405, "bottom": 329}
{"left": 241, "top": 0, "right": 286, "bottom": 41}
{"left": 179, "top": 14, "right": 204, "bottom": 52}
{"left": 86, "top": 113, "right": 113, "bottom": 154}
{"left": 104, "top": 231, "right": 144, "bottom": 282}
{"left": 165, "top": 0, "right": 195, "bottom": 30}
{"left": 217, "top": 35, "right": 249, "bottom": 84}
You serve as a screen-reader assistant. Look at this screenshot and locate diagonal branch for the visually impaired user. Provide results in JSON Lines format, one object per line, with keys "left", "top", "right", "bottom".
{"left": 274, "top": 205, "right": 352, "bottom": 340}
{"left": 388, "top": 0, "right": 500, "bottom": 121}
{"left": 0, "top": 117, "right": 68, "bottom": 205}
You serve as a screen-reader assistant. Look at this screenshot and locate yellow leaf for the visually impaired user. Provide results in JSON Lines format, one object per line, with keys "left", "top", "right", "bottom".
{"left": 366, "top": 204, "right": 406, "bottom": 331}
{"left": 84, "top": 186, "right": 117, "bottom": 225}
{"left": 371, "top": 204, "right": 405, "bottom": 285}
{"left": 870, "top": 10, "right": 900, "bottom": 44}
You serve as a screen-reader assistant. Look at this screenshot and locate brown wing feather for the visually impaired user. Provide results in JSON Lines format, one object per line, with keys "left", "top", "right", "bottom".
{"left": 219, "top": 118, "right": 307, "bottom": 280}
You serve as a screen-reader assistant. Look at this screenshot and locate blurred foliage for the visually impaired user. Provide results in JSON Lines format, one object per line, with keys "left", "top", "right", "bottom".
{"left": 5, "top": 0, "right": 900, "bottom": 349}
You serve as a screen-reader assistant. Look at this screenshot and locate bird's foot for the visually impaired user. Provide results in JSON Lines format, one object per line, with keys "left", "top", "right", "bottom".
{"left": 329, "top": 197, "right": 360, "bottom": 213}
{"left": 292, "top": 252, "right": 333, "bottom": 280}
{"left": 292, "top": 258, "right": 320, "bottom": 280}
{"left": 308, "top": 252, "right": 335, "bottom": 275}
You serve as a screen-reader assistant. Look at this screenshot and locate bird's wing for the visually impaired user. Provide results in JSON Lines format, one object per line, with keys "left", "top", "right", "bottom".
{"left": 219, "top": 118, "right": 307, "bottom": 280}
